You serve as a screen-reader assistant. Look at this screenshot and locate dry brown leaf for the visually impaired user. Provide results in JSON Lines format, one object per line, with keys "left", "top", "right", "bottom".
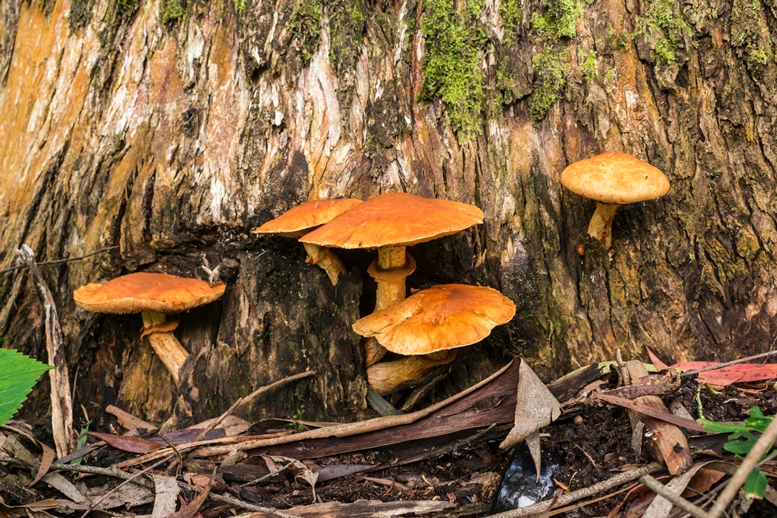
{"left": 29, "top": 443, "right": 55, "bottom": 487}
{"left": 499, "top": 359, "right": 561, "bottom": 449}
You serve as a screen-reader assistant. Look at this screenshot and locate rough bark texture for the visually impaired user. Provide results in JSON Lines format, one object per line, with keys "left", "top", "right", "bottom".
{"left": 1, "top": 0, "right": 776, "bottom": 425}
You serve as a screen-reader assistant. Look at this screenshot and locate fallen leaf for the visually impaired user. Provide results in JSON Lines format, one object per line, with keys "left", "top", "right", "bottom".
{"left": 499, "top": 359, "right": 562, "bottom": 450}
{"left": 666, "top": 362, "right": 777, "bottom": 386}
{"left": 29, "top": 443, "right": 55, "bottom": 487}
{"left": 646, "top": 347, "right": 670, "bottom": 371}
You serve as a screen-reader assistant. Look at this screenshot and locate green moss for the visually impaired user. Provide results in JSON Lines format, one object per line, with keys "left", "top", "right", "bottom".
{"left": 500, "top": 0, "right": 521, "bottom": 45}
{"left": 746, "top": 45, "right": 769, "bottom": 69}
{"left": 328, "top": 0, "right": 366, "bottom": 72}
{"left": 579, "top": 49, "right": 597, "bottom": 81}
{"left": 289, "top": 0, "right": 324, "bottom": 63}
{"left": 524, "top": 0, "right": 583, "bottom": 121}
{"left": 117, "top": 0, "right": 137, "bottom": 9}
{"left": 420, "top": 0, "right": 487, "bottom": 139}
{"left": 235, "top": 0, "right": 247, "bottom": 17}
{"left": 530, "top": 0, "right": 582, "bottom": 39}
{"left": 633, "top": 0, "right": 688, "bottom": 64}
{"left": 161, "top": 0, "right": 186, "bottom": 24}
{"left": 529, "top": 48, "right": 568, "bottom": 121}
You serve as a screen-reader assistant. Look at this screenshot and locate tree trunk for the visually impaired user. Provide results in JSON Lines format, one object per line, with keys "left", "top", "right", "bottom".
{"left": 1, "top": 0, "right": 776, "bottom": 425}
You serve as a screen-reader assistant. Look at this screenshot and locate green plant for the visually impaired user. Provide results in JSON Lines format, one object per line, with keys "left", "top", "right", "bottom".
{"left": 579, "top": 49, "right": 597, "bottom": 81}
{"left": 117, "top": 0, "right": 138, "bottom": 9}
{"left": 162, "top": 0, "right": 186, "bottom": 24}
{"left": 529, "top": 48, "right": 568, "bottom": 121}
{"left": 0, "top": 349, "right": 52, "bottom": 426}
{"left": 420, "top": 0, "right": 487, "bottom": 139}
{"left": 633, "top": 0, "right": 688, "bottom": 64}
{"left": 701, "top": 407, "right": 773, "bottom": 499}
{"left": 530, "top": 0, "right": 582, "bottom": 39}
{"left": 289, "top": 0, "right": 323, "bottom": 63}
{"left": 500, "top": 0, "right": 521, "bottom": 45}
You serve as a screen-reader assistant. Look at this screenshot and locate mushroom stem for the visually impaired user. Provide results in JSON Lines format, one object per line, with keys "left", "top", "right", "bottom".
{"left": 365, "top": 246, "right": 417, "bottom": 366}
{"left": 141, "top": 311, "right": 190, "bottom": 385}
{"left": 374, "top": 246, "right": 409, "bottom": 310}
{"left": 587, "top": 202, "right": 620, "bottom": 249}
{"left": 366, "top": 351, "right": 457, "bottom": 396}
{"left": 302, "top": 243, "right": 347, "bottom": 286}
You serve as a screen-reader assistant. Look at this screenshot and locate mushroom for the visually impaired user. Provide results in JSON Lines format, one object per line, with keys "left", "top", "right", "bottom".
{"left": 300, "top": 192, "right": 484, "bottom": 365}
{"left": 352, "top": 284, "right": 516, "bottom": 395}
{"left": 560, "top": 152, "right": 670, "bottom": 249}
{"left": 252, "top": 198, "right": 363, "bottom": 286}
{"left": 73, "top": 272, "right": 226, "bottom": 384}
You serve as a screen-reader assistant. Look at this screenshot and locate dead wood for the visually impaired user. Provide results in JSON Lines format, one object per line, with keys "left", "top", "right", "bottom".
{"left": 14, "top": 245, "right": 75, "bottom": 457}
{"left": 121, "top": 361, "right": 516, "bottom": 467}
{"left": 622, "top": 361, "right": 693, "bottom": 475}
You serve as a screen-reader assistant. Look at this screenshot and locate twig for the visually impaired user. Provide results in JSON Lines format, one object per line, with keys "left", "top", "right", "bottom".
{"left": 0, "top": 456, "right": 296, "bottom": 518}
{"left": 123, "top": 361, "right": 515, "bottom": 467}
{"left": 0, "top": 246, "right": 118, "bottom": 274}
{"left": 193, "top": 370, "right": 316, "bottom": 443}
{"left": 178, "top": 481, "right": 298, "bottom": 518}
{"left": 242, "top": 460, "right": 296, "bottom": 487}
{"left": 15, "top": 245, "right": 75, "bottom": 457}
{"left": 489, "top": 463, "right": 662, "bottom": 517}
{"left": 78, "top": 456, "right": 171, "bottom": 518}
{"left": 639, "top": 475, "right": 708, "bottom": 518}
{"left": 680, "top": 350, "right": 777, "bottom": 377}
{"left": 707, "top": 414, "right": 777, "bottom": 518}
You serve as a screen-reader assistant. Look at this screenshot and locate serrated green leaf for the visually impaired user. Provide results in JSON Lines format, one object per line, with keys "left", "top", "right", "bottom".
{"left": 0, "top": 349, "right": 53, "bottom": 426}
{"left": 744, "top": 468, "right": 767, "bottom": 499}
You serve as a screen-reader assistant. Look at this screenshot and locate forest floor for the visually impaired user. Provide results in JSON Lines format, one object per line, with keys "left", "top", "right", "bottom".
{"left": 4, "top": 359, "right": 777, "bottom": 517}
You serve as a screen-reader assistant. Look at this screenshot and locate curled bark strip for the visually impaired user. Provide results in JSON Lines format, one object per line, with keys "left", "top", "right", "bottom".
{"left": 14, "top": 245, "right": 75, "bottom": 457}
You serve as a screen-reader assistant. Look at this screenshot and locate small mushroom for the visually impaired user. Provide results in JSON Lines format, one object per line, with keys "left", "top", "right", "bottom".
{"left": 560, "top": 152, "right": 670, "bottom": 249}
{"left": 73, "top": 272, "right": 226, "bottom": 384}
{"left": 352, "top": 284, "right": 516, "bottom": 395}
{"left": 301, "top": 192, "right": 484, "bottom": 366}
{"left": 252, "top": 198, "right": 363, "bottom": 286}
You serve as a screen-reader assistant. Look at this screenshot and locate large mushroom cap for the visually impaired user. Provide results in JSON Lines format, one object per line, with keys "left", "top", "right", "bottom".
{"left": 560, "top": 152, "right": 670, "bottom": 205}
{"left": 74, "top": 272, "right": 226, "bottom": 314}
{"left": 352, "top": 284, "right": 516, "bottom": 355}
{"left": 300, "top": 192, "right": 484, "bottom": 249}
{"left": 252, "top": 198, "right": 363, "bottom": 238}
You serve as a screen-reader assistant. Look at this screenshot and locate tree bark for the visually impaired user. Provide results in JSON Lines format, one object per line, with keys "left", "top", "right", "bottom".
{"left": 1, "top": 0, "right": 776, "bottom": 425}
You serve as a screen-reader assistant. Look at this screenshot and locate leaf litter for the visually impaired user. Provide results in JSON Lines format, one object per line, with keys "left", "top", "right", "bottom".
{"left": 5, "top": 352, "right": 777, "bottom": 517}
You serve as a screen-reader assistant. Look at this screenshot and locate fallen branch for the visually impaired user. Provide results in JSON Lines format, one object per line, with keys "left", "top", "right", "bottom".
{"left": 489, "top": 463, "right": 662, "bottom": 517}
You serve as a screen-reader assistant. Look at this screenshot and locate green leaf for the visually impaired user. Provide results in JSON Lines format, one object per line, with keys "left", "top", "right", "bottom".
{"left": 700, "top": 419, "right": 749, "bottom": 434}
{"left": 0, "top": 349, "right": 53, "bottom": 426}
{"left": 744, "top": 468, "right": 767, "bottom": 499}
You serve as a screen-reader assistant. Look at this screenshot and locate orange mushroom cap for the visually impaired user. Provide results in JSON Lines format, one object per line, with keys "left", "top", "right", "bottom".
{"left": 352, "top": 284, "right": 516, "bottom": 355}
{"left": 252, "top": 198, "right": 363, "bottom": 238}
{"left": 74, "top": 272, "right": 226, "bottom": 314}
{"left": 560, "top": 152, "right": 670, "bottom": 205}
{"left": 299, "top": 192, "right": 484, "bottom": 249}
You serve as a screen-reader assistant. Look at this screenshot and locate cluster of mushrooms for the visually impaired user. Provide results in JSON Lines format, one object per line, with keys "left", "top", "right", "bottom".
{"left": 70, "top": 151, "right": 670, "bottom": 399}
{"left": 254, "top": 192, "right": 518, "bottom": 395}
